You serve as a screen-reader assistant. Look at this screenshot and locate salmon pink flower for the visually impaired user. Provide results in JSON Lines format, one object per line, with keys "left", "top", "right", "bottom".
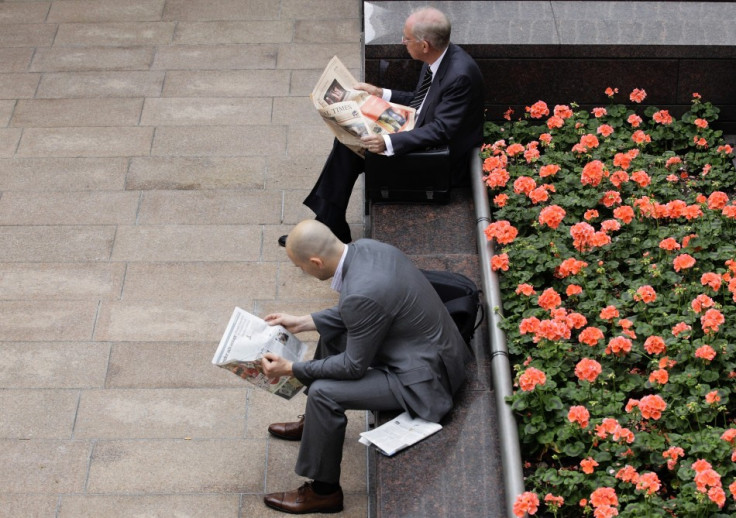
{"left": 631, "top": 130, "right": 651, "bottom": 144}
{"left": 605, "top": 87, "right": 618, "bottom": 97}
{"left": 637, "top": 472, "right": 661, "bottom": 495}
{"left": 709, "top": 486, "right": 726, "bottom": 508}
{"left": 527, "top": 101, "right": 549, "bottom": 119}
{"left": 630, "top": 88, "right": 647, "bottom": 103}
{"left": 493, "top": 193, "right": 509, "bottom": 207}
{"left": 580, "top": 133, "right": 600, "bottom": 149}
{"left": 485, "top": 168, "right": 510, "bottom": 188}
{"left": 546, "top": 115, "right": 564, "bottom": 129}
{"left": 539, "top": 164, "right": 560, "bottom": 177}
{"left": 537, "top": 287, "right": 562, "bottom": 310}
{"left": 701, "top": 308, "right": 725, "bottom": 333}
{"left": 519, "top": 367, "right": 547, "bottom": 391}
{"left": 581, "top": 160, "right": 606, "bottom": 186}
{"left": 653, "top": 110, "right": 673, "bottom": 125}
{"left": 638, "top": 394, "right": 667, "bottom": 419}
{"left": 592, "top": 107, "right": 607, "bottom": 118}
{"left": 580, "top": 457, "right": 598, "bottom": 474}
{"left": 513, "top": 491, "right": 539, "bottom": 517}
{"left": 597, "top": 124, "right": 614, "bottom": 137}
{"left": 568, "top": 405, "right": 590, "bottom": 428}
{"left": 513, "top": 176, "right": 536, "bottom": 195}
{"left": 630, "top": 170, "right": 650, "bottom": 187}
{"left": 516, "top": 283, "right": 536, "bottom": 296}
{"left": 600, "top": 190, "right": 622, "bottom": 208}
{"left": 694, "top": 118, "right": 709, "bottom": 128}
{"left": 613, "top": 205, "right": 634, "bottom": 224}
{"left": 556, "top": 257, "right": 588, "bottom": 277}
{"left": 566, "top": 284, "right": 583, "bottom": 297}
{"left": 692, "top": 459, "right": 712, "bottom": 473}
{"left": 671, "top": 322, "right": 691, "bottom": 337}
{"left": 519, "top": 316, "right": 541, "bottom": 335}
{"left": 721, "top": 429, "right": 736, "bottom": 443}
{"left": 484, "top": 220, "right": 518, "bottom": 245}
{"left": 649, "top": 368, "right": 668, "bottom": 385}
{"left": 590, "top": 487, "right": 618, "bottom": 508}
{"left": 663, "top": 447, "right": 684, "bottom": 470}
{"left": 491, "top": 253, "right": 509, "bottom": 272}
{"left": 579, "top": 326, "right": 604, "bottom": 346}
{"left": 528, "top": 186, "right": 549, "bottom": 204}
{"left": 554, "top": 104, "right": 573, "bottom": 118}
{"left": 601, "top": 219, "right": 620, "bottom": 233}
{"left": 571, "top": 222, "right": 596, "bottom": 251}
{"left": 600, "top": 305, "right": 620, "bottom": 320}
{"left": 644, "top": 335, "right": 666, "bottom": 355}
{"left": 634, "top": 285, "right": 657, "bottom": 303}
{"left": 538, "top": 205, "right": 566, "bottom": 230}
{"left": 539, "top": 133, "right": 552, "bottom": 144}
{"left": 707, "top": 191, "right": 729, "bottom": 209}
{"left": 694, "top": 467, "right": 721, "bottom": 493}
{"left": 544, "top": 493, "right": 564, "bottom": 508}
{"left": 665, "top": 156, "right": 682, "bottom": 169}
{"left": 659, "top": 237, "right": 681, "bottom": 251}
{"left": 606, "top": 336, "right": 632, "bottom": 355}
{"left": 575, "top": 358, "right": 602, "bottom": 382}
{"left": 616, "top": 465, "right": 639, "bottom": 483}
{"left": 506, "top": 143, "right": 525, "bottom": 156}
{"left": 691, "top": 293, "right": 714, "bottom": 313}
{"left": 627, "top": 113, "right": 643, "bottom": 127}
{"left": 584, "top": 209, "right": 599, "bottom": 221}
{"left": 673, "top": 253, "right": 696, "bottom": 272}
{"left": 705, "top": 390, "right": 720, "bottom": 404}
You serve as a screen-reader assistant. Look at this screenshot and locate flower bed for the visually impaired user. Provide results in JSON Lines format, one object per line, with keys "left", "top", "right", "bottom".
{"left": 482, "top": 89, "right": 736, "bottom": 517}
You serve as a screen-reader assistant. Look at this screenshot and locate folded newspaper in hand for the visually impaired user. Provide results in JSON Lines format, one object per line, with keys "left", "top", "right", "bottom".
{"left": 212, "top": 307, "right": 308, "bottom": 400}
{"left": 311, "top": 56, "right": 415, "bottom": 157}
{"left": 359, "top": 411, "right": 442, "bottom": 456}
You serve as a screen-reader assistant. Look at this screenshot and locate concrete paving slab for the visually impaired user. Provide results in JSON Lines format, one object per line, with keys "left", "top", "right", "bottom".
{"left": 106, "top": 342, "right": 243, "bottom": 390}
{"left": 266, "top": 154, "right": 331, "bottom": 190}
{"left": 0, "top": 191, "right": 140, "bottom": 225}
{"left": 0, "top": 48, "right": 35, "bottom": 73}
{"left": 0, "top": 439, "right": 90, "bottom": 493}
{"left": 57, "top": 494, "right": 239, "bottom": 518}
{"left": 0, "top": 301, "right": 98, "bottom": 341}
{"left": 30, "top": 47, "right": 155, "bottom": 73}
{"left": 151, "top": 125, "right": 286, "bottom": 157}
{"left": 121, "top": 262, "right": 278, "bottom": 301}
{"left": 136, "top": 190, "right": 282, "bottom": 224}
{"left": 86, "top": 439, "right": 266, "bottom": 493}
{"left": 287, "top": 123, "right": 335, "bottom": 156}
{"left": 0, "top": 342, "right": 110, "bottom": 389}
{"left": 11, "top": 98, "right": 144, "bottom": 127}
{"left": 93, "top": 301, "right": 237, "bottom": 342}
{"left": 0, "top": 390, "right": 79, "bottom": 439}
{"left": 0, "top": 23, "right": 56, "bottom": 47}
{"left": 294, "top": 19, "right": 362, "bottom": 43}
{"left": 281, "top": 0, "right": 362, "bottom": 19}
{"left": 74, "top": 388, "right": 246, "bottom": 439}
{"left": 54, "top": 22, "right": 176, "bottom": 47}
{"left": 0, "top": 495, "right": 59, "bottom": 518}
{"left": 0, "top": 128, "right": 21, "bottom": 157}
{"left": 162, "top": 0, "right": 281, "bottom": 22}
{"left": 17, "top": 127, "right": 154, "bottom": 158}
{"left": 277, "top": 43, "right": 361, "bottom": 70}
{"left": 0, "top": 158, "right": 127, "bottom": 191}
{"left": 0, "top": 263, "right": 125, "bottom": 300}
{"left": 0, "top": 100, "right": 14, "bottom": 125}
{"left": 127, "top": 156, "right": 266, "bottom": 190}
{"left": 163, "top": 69, "right": 291, "bottom": 97}
{"left": 110, "top": 225, "right": 262, "bottom": 262}
{"left": 141, "top": 97, "right": 272, "bottom": 126}
{"left": 174, "top": 20, "right": 295, "bottom": 45}
{"left": 153, "top": 44, "right": 278, "bottom": 71}
{"left": 36, "top": 71, "right": 165, "bottom": 98}
{"left": 0, "top": 225, "right": 115, "bottom": 261}
{"left": 0, "top": 73, "right": 40, "bottom": 99}
{"left": 46, "top": 0, "right": 165, "bottom": 24}
{"left": 0, "top": 2, "right": 51, "bottom": 24}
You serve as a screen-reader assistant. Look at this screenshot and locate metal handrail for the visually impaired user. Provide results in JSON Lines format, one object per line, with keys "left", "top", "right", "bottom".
{"left": 470, "top": 148, "right": 526, "bottom": 517}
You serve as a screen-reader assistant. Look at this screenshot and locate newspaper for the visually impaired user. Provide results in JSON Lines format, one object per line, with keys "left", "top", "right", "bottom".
{"left": 311, "top": 56, "right": 416, "bottom": 157}
{"left": 212, "top": 307, "right": 308, "bottom": 400}
{"left": 359, "top": 411, "right": 442, "bottom": 456}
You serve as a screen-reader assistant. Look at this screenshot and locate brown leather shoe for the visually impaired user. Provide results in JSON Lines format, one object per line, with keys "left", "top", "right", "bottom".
{"left": 264, "top": 482, "right": 344, "bottom": 514}
{"left": 268, "top": 415, "right": 305, "bottom": 441}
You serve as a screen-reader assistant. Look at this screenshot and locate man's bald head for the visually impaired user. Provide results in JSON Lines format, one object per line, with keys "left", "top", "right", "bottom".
{"left": 407, "top": 7, "right": 450, "bottom": 51}
{"left": 285, "top": 220, "right": 345, "bottom": 280}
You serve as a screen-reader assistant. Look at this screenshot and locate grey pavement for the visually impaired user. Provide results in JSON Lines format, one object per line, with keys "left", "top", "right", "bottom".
{"left": 0, "top": 1, "right": 369, "bottom": 517}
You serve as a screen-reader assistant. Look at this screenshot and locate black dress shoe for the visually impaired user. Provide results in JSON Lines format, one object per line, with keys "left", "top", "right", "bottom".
{"left": 264, "top": 482, "right": 344, "bottom": 514}
{"left": 278, "top": 235, "right": 287, "bottom": 247}
{"left": 268, "top": 415, "right": 304, "bottom": 441}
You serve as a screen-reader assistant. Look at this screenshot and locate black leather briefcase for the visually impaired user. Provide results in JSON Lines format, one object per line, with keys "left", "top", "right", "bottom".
{"left": 364, "top": 146, "right": 452, "bottom": 205}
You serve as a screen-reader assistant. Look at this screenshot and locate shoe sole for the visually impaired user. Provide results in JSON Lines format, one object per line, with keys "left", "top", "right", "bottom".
{"left": 267, "top": 430, "right": 302, "bottom": 441}
{"left": 264, "top": 501, "right": 343, "bottom": 514}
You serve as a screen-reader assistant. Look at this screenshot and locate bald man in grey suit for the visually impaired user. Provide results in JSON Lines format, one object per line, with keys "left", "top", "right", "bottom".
{"left": 261, "top": 220, "right": 471, "bottom": 514}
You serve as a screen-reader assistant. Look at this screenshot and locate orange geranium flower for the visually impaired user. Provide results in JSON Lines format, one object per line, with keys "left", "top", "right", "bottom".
{"left": 581, "top": 160, "right": 606, "bottom": 186}
{"left": 592, "top": 107, "right": 607, "bottom": 118}
{"left": 539, "top": 205, "right": 566, "bottom": 229}
{"left": 571, "top": 222, "right": 596, "bottom": 252}
{"left": 575, "top": 358, "right": 602, "bottom": 382}
{"left": 544, "top": 493, "right": 564, "bottom": 508}
{"left": 568, "top": 405, "right": 590, "bottom": 428}
{"left": 600, "top": 190, "right": 622, "bottom": 208}
{"left": 513, "top": 176, "right": 536, "bottom": 195}
{"left": 537, "top": 287, "right": 562, "bottom": 310}
{"left": 701, "top": 308, "right": 725, "bottom": 333}
{"left": 547, "top": 115, "right": 564, "bottom": 129}
{"left": 597, "top": 124, "right": 614, "bottom": 137}
{"left": 707, "top": 191, "right": 729, "bottom": 209}
{"left": 567, "top": 284, "right": 583, "bottom": 297}
{"left": 580, "top": 457, "right": 598, "bottom": 474}
{"left": 600, "top": 305, "right": 620, "bottom": 320}
{"left": 579, "top": 326, "right": 604, "bottom": 346}
{"left": 628, "top": 113, "right": 643, "bottom": 127}
{"left": 659, "top": 237, "right": 681, "bottom": 251}
{"left": 638, "top": 394, "right": 667, "bottom": 419}
{"left": 631, "top": 129, "right": 652, "bottom": 144}
{"left": 527, "top": 101, "right": 549, "bottom": 119}
{"left": 694, "top": 118, "right": 709, "bottom": 128}
{"left": 491, "top": 253, "right": 509, "bottom": 272}
{"left": 484, "top": 220, "right": 518, "bottom": 245}
{"left": 637, "top": 472, "right": 661, "bottom": 495}
{"left": 580, "top": 133, "right": 600, "bottom": 149}
{"left": 691, "top": 293, "right": 714, "bottom": 313}
{"left": 516, "top": 283, "right": 536, "bottom": 296}
{"left": 528, "top": 186, "right": 549, "bottom": 204}
{"left": 554, "top": 104, "right": 573, "bottom": 118}
{"left": 493, "top": 193, "right": 509, "bottom": 207}
{"left": 519, "top": 316, "right": 541, "bottom": 335}
{"left": 606, "top": 336, "right": 632, "bottom": 355}
{"left": 539, "top": 163, "right": 560, "bottom": 177}
{"left": 616, "top": 465, "right": 640, "bottom": 483}
{"left": 556, "top": 257, "right": 588, "bottom": 277}
{"left": 513, "top": 491, "right": 539, "bottom": 517}
{"left": 721, "top": 428, "right": 736, "bottom": 443}
{"left": 634, "top": 285, "right": 657, "bottom": 303}
{"left": 653, "top": 110, "right": 673, "bottom": 125}
{"left": 663, "top": 446, "right": 685, "bottom": 470}
{"left": 673, "top": 253, "right": 696, "bottom": 272}
{"left": 519, "top": 367, "right": 547, "bottom": 391}
{"left": 612, "top": 205, "right": 635, "bottom": 224}
{"left": 630, "top": 88, "right": 647, "bottom": 103}
{"left": 506, "top": 143, "right": 525, "bottom": 156}
{"left": 485, "top": 167, "right": 510, "bottom": 188}
{"left": 706, "top": 390, "right": 720, "bottom": 404}
{"left": 649, "top": 368, "right": 669, "bottom": 385}
{"left": 630, "top": 170, "right": 651, "bottom": 187}
{"left": 644, "top": 335, "right": 666, "bottom": 355}
{"left": 590, "top": 487, "right": 618, "bottom": 508}
{"left": 672, "top": 322, "right": 692, "bottom": 337}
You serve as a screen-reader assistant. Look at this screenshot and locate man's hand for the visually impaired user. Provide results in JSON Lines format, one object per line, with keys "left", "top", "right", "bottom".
{"left": 361, "top": 134, "right": 387, "bottom": 154}
{"left": 264, "top": 313, "right": 316, "bottom": 334}
{"left": 354, "top": 82, "right": 383, "bottom": 98}
{"left": 261, "top": 352, "right": 293, "bottom": 379}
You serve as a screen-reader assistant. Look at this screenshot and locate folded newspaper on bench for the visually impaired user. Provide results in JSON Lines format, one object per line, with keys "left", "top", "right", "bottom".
{"left": 212, "top": 307, "right": 308, "bottom": 400}
{"left": 359, "top": 411, "right": 443, "bottom": 456}
{"left": 311, "top": 56, "right": 415, "bottom": 158}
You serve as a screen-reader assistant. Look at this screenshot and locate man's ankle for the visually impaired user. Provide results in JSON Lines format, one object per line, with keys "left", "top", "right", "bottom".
{"left": 311, "top": 480, "right": 340, "bottom": 495}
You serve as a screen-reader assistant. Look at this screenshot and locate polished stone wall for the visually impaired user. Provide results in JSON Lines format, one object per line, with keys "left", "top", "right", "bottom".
{"left": 365, "top": 1, "right": 736, "bottom": 131}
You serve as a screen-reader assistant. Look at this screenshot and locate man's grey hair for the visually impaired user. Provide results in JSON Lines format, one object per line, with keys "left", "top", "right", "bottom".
{"left": 410, "top": 7, "right": 451, "bottom": 50}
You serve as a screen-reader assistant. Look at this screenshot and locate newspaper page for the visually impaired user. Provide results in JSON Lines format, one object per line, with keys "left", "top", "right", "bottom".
{"left": 212, "top": 307, "right": 308, "bottom": 400}
{"left": 359, "top": 411, "right": 443, "bottom": 456}
{"left": 311, "top": 56, "right": 416, "bottom": 157}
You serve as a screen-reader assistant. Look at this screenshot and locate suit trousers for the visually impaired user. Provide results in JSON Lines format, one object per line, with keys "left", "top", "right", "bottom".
{"left": 295, "top": 338, "right": 403, "bottom": 484}
{"left": 303, "top": 139, "right": 363, "bottom": 243}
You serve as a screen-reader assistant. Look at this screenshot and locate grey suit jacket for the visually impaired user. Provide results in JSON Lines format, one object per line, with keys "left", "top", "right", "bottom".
{"left": 292, "top": 239, "right": 471, "bottom": 423}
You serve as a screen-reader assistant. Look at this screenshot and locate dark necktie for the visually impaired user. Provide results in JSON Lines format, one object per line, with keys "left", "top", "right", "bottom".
{"left": 409, "top": 67, "right": 433, "bottom": 110}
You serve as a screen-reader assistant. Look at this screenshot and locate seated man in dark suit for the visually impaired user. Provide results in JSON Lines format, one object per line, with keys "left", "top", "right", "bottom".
{"left": 262, "top": 220, "right": 471, "bottom": 514}
{"left": 279, "top": 6, "right": 484, "bottom": 246}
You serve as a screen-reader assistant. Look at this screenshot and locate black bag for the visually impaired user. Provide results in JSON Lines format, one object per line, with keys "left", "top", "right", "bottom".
{"left": 421, "top": 270, "right": 482, "bottom": 344}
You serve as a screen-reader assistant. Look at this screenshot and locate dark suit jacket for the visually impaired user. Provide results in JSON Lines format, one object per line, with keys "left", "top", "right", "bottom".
{"left": 292, "top": 239, "right": 471, "bottom": 423}
{"left": 388, "top": 43, "right": 484, "bottom": 164}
